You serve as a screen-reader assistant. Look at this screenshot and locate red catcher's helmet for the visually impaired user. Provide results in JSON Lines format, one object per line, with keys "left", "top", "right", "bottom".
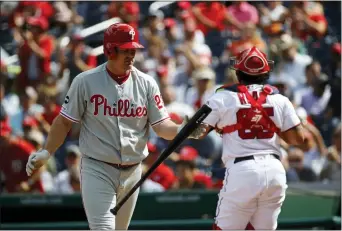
{"left": 229, "top": 46, "right": 274, "bottom": 75}
{"left": 103, "top": 23, "right": 144, "bottom": 56}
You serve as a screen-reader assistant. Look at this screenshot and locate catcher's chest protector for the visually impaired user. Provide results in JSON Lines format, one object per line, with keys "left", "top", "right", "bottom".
{"left": 222, "top": 84, "right": 280, "bottom": 136}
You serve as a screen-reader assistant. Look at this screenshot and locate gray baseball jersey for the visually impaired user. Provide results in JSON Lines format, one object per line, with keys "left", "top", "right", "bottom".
{"left": 60, "top": 63, "right": 170, "bottom": 164}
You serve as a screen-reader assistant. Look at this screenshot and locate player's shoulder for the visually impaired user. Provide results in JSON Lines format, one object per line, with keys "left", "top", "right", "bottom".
{"left": 215, "top": 83, "right": 240, "bottom": 93}
{"left": 214, "top": 84, "right": 241, "bottom": 101}
{"left": 205, "top": 85, "right": 232, "bottom": 107}
{"left": 208, "top": 84, "right": 239, "bottom": 99}
{"left": 271, "top": 93, "right": 292, "bottom": 107}
{"left": 131, "top": 66, "right": 158, "bottom": 86}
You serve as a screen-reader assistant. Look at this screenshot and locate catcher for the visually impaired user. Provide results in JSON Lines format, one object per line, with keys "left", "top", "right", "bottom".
{"left": 199, "top": 46, "right": 304, "bottom": 230}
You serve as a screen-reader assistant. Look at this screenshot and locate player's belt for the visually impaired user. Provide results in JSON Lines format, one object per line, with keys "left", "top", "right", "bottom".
{"left": 88, "top": 157, "right": 140, "bottom": 170}
{"left": 234, "top": 154, "right": 280, "bottom": 164}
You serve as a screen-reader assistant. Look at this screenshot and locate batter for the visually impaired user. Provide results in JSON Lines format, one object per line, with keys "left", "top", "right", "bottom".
{"left": 26, "top": 23, "right": 204, "bottom": 230}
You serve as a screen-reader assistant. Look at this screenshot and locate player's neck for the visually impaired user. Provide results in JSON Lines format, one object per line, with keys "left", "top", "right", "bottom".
{"left": 106, "top": 62, "right": 130, "bottom": 77}
{"left": 106, "top": 64, "right": 130, "bottom": 85}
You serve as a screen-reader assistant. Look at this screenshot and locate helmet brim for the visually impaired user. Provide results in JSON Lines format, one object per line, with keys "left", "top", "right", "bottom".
{"left": 118, "top": 42, "right": 144, "bottom": 49}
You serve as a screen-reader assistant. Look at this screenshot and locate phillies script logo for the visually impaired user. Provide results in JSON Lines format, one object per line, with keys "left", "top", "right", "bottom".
{"left": 90, "top": 94, "right": 147, "bottom": 117}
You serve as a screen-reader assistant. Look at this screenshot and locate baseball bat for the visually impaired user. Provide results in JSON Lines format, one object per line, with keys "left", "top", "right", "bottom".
{"left": 110, "top": 104, "right": 212, "bottom": 215}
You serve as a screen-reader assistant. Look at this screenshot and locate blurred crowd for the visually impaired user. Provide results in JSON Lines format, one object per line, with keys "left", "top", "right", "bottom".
{"left": 0, "top": 1, "right": 341, "bottom": 194}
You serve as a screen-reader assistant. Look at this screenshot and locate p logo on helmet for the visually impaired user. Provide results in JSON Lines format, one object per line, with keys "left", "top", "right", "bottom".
{"left": 103, "top": 23, "right": 144, "bottom": 57}
{"left": 129, "top": 29, "right": 135, "bottom": 40}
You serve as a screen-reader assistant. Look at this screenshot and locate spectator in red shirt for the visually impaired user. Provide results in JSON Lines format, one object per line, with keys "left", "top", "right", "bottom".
{"left": 9, "top": 1, "right": 54, "bottom": 29}
{"left": 192, "top": 2, "right": 226, "bottom": 35}
{"left": 289, "top": 3, "right": 327, "bottom": 41}
{"left": 17, "top": 16, "right": 55, "bottom": 91}
{"left": 58, "top": 32, "right": 97, "bottom": 86}
{"left": 174, "top": 146, "right": 212, "bottom": 189}
{"left": 0, "top": 120, "right": 47, "bottom": 193}
{"left": 10, "top": 1, "right": 37, "bottom": 28}
{"left": 144, "top": 142, "right": 177, "bottom": 190}
{"left": 26, "top": 1, "right": 54, "bottom": 20}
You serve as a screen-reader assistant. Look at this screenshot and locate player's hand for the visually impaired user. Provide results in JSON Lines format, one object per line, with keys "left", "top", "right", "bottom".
{"left": 178, "top": 116, "right": 209, "bottom": 139}
{"left": 26, "top": 149, "right": 50, "bottom": 176}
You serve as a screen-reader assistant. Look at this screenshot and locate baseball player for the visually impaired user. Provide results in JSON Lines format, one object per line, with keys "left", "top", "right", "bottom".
{"left": 26, "top": 23, "right": 203, "bottom": 230}
{"left": 197, "top": 47, "right": 305, "bottom": 230}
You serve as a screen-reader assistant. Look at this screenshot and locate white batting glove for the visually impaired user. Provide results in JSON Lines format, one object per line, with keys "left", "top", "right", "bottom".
{"left": 177, "top": 116, "right": 208, "bottom": 139}
{"left": 26, "top": 149, "right": 51, "bottom": 176}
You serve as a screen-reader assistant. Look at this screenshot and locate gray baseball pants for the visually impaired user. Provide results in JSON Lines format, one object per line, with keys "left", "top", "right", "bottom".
{"left": 80, "top": 156, "right": 141, "bottom": 230}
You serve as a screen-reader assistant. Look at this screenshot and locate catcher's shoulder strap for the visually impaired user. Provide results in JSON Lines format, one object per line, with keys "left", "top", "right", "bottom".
{"left": 221, "top": 84, "right": 281, "bottom": 135}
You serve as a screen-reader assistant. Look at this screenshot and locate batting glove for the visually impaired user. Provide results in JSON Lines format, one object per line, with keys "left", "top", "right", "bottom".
{"left": 178, "top": 116, "right": 208, "bottom": 139}
{"left": 26, "top": 149, "right": 50, "bottom": 176}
